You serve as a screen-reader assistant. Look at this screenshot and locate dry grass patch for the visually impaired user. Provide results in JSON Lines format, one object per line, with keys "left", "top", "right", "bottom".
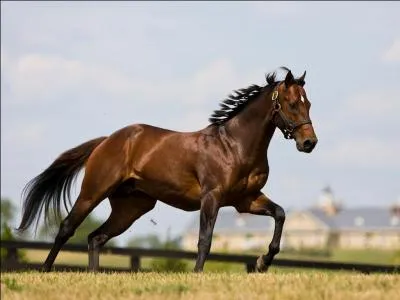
{"left": 1, "top": 271, "right": 399, "bottom": 300}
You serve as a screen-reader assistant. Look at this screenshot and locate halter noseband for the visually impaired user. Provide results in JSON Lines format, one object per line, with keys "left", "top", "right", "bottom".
{"left": 271, "top": 89, "right": 312, "bottom": 139}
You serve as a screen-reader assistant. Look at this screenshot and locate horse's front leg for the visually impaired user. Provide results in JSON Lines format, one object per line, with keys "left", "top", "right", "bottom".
{"left": 235, "top": 192, "right": 286, "bottom": 272}
{"left": 193, "top": 189, "right": 221, "bottom": 273}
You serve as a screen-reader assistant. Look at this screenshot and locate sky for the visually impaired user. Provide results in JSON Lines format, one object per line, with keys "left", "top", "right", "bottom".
{"left": 1, "top": 1, "right": 400, "bottom": 246}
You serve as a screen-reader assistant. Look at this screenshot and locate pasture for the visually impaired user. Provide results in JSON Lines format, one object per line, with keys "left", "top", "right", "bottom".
{"left": 1, "top": 271, "right": 399, "bottom": 300}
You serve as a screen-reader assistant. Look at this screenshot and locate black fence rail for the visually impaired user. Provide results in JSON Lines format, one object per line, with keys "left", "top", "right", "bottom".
{"left": 1, "top": 240, "right": 398, "bottom": 274}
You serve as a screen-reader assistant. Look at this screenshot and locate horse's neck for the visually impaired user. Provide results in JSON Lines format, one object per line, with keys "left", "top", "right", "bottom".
{"left": 225, "top": 91, "right": 276, "bottom": 162}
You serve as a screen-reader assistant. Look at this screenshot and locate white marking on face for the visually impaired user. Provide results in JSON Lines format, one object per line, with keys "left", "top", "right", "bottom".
{"left": 300, "top": 95, "right": 305, "bottom": 103}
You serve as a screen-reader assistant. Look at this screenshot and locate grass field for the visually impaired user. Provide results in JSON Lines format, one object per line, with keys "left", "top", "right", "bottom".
{"left": 2, "top": 249, "right": 399, "bottom": 299}
{"left": 1, "top": 271, "right": 399, "bottom": 300}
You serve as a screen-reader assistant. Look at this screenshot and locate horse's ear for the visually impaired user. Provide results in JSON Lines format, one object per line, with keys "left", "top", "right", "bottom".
{"left": 284, "top": 70, "right": 295, "bottom": 88}
{"left": 298, "top": 70, "right": 306, "bottom": 86}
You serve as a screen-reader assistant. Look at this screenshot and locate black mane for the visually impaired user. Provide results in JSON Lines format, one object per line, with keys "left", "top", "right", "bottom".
{"left": 208, "top": 67, "right": 305, "bottom": 125}
{"left": 208, "top": 71, "right": 279, "bottom": 125}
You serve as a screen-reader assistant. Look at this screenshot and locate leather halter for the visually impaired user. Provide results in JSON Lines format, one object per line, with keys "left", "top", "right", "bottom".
{"left": 271, "top": 90, "right": 312, "bottom": 139}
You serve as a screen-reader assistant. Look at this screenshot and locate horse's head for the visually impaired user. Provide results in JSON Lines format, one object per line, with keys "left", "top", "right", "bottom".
{"left": 272, "top": 69, "right": 318, "bottom": 153}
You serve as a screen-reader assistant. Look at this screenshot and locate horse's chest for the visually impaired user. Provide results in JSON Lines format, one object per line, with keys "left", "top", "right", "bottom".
{"left": 231, "top": 172, "right": 268, "bottom": 195}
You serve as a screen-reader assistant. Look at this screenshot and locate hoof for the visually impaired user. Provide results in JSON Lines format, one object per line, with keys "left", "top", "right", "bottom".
{"left": 255, "top": 256, "right": 270, "bottom": 273}
{"left": 40, "top": 266, "right": 51, "bottom": 273}
{"left": 193, "top": 268, "right": 203, "bottom": 273}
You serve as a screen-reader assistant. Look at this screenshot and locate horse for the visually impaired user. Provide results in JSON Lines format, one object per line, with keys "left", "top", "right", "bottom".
{"left": 17, "top": 67, "right": 318, "bottom": 273}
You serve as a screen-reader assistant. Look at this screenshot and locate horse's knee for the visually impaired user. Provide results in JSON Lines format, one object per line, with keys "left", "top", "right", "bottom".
{"left": 275, "top": 206, "right": 286, "bottom": 223}
{"left": 88, "top": 233, "right": 109, "bottom": 250}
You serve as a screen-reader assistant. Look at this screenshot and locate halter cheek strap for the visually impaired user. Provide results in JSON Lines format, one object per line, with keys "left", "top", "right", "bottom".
{"left": 271, "top": 90, "right": 312, "bottom": 140}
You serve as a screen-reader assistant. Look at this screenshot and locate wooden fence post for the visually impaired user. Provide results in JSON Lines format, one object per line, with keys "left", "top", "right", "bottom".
{"left": 2, "top": 246, "right": 19, "bottom": 270}
{"left": 246, "top": 263, "right": 256, "bottom": 273}
{"left": 130, "top": 255, "right": 140, "bottom": 272}
{"left": 6, "top": 247, "right": 18, "bottom": 263}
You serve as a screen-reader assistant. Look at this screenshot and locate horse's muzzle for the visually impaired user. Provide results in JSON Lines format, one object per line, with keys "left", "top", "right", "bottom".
{"left": 297, "top": 137, "right": 318, "bottom": 153}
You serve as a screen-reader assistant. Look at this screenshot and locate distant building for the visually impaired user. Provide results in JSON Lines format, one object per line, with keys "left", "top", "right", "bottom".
{"left": 182, "top": 208, "right": 275, "bottom": 252}
{"left": 181, "top": 188, "right": 400, "bottom": 251}
{"left": 285, "top": 206, "right": 400, "bottom": 250}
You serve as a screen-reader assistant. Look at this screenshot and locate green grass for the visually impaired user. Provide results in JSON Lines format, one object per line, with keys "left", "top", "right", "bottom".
{"left": 330, "top": 249, "right": 397, "bottom": 265}
{"left": 24, "top": 250, "right": 131, "bottom": 269}
{"left": 261, "top": 249, "right": 398, "bottom": 265}
{"left": 1, "top": 271, "right": 399, "bottom": 300}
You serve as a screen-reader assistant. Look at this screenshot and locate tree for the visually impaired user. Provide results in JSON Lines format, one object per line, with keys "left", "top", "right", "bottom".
{"left": 38, "top": 213, "right": 116, "bottom": 246}
{"left": 1, "top": 198, "right": 26, "bottom": 261}
{"left": 127, "top": 234, "right": 163, "bottom": 249}
{"left": 127, "top": 230, "right": 188, "bottom": 272}
{"left": 1, "top": 198, "right": 16, "bottom": 225}
{"left": 1, "top": 198, "right": 18, "bottom": 240}
{"left": 393, "top": 249, "right": 400, "bottom": 265}
{"left": 149, "top": 231, "right": 187, "bottom": 272}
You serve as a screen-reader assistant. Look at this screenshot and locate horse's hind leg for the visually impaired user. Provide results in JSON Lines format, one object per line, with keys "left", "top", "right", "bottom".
{"left": 87, "top": 191, "right": 157, "bottom": 272}
{"left": 42, "top": 160, "right": 125, "bottom": 272}
{"left": 42, "top": 194, "right": 105, "bottom": 272}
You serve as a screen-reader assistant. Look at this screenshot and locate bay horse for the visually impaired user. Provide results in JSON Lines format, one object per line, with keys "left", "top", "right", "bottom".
{"left": 17, "top": 67, "right": 317, "bottom": 273}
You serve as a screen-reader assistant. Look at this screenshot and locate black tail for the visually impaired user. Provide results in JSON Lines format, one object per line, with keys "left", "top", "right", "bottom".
{"left": 17, "top": 136, "right": 108, "bottom": 233}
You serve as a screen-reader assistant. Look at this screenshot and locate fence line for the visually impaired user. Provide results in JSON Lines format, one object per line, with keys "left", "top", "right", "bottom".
{"left": 1, "top": 240, "right": 398, "bottom": 274}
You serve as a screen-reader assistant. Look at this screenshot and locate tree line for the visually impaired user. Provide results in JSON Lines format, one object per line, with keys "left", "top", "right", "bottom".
{"left": 1, "top": 197, "right": 182, "bottom": 247}
{"left": 1, "top": 197, "right": 188, "bottom": 271}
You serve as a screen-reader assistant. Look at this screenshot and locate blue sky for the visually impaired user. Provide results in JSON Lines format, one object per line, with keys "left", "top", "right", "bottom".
{"left": 1, "top": 1, "right": 399, "bottom": 245}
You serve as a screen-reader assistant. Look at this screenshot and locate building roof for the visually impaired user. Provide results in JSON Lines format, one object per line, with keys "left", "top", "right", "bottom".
{"left": 309, "top": 207, "right": 400, "bottom": 231}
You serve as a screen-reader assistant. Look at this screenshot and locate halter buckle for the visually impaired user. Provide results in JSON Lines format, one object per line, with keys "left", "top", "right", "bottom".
{"left": 272, "top": 91, "right": 279, "bottom": 101}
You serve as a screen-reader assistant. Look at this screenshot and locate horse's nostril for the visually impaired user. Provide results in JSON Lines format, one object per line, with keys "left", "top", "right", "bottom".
{"left": 303, "top": 139, "right": 313, "bottom": 149}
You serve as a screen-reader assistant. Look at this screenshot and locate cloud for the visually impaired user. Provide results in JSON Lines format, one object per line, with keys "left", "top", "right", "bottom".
{"left": 4, "top": 53, "right": 140, "bottom": 104}
{"left": 177, "top": 58, "right": 265, "bottom": 106}
{"left": 166, "top": 110, "right": 211, "bottom": 132}
{"left": 342, "top": 89, "right": 400, "bottom": 121}
{"left": 318, "top": 137, "right": 400, "bottom": 169}
{"left": 3, "top": 52, "right": 264, "bottom": 108}
{"left": 250, "top": 1, "right": 305, "bottom": 18}
{"left": 2, "top": 121, "right": 47, "bottom": 149}
{"left": 382, "top": 39, "right": 400, "bottom": 62}
{"left": 1, "top": 47, "right": 8, "bottom": 72}
{"left": 315, "top": 87, "right": 400, "bottom": 169}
